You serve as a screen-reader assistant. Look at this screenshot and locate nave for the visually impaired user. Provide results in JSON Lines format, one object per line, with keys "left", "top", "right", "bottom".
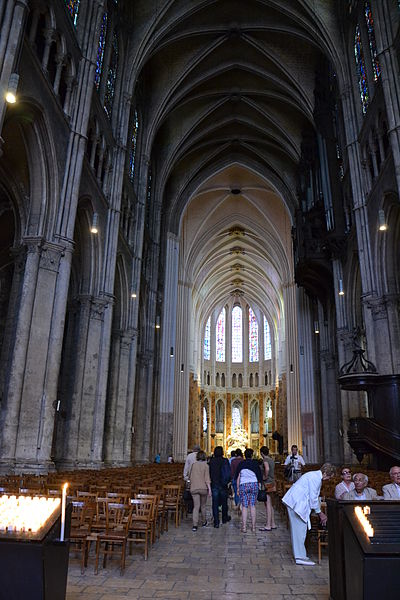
{"left": 66, "top": 505, "right": 329, "bottom": 600}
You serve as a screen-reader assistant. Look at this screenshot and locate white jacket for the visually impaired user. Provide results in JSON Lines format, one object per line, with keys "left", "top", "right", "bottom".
{"left": 382, "top": 483, "right": 400, "bottom": 500}
{"left": 282, "top": 470, "right": 322, "bottom": 529}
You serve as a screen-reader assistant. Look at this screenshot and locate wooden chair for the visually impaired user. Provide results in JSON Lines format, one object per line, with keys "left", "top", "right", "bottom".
{"left": 128, "top": 498, "right": 153, "bottom": 560}
{"left": 70, "top": 501, "right": 96, "bottom": 573}
{"left": 317, "top": 527, "right": 329, "bottom": 563}
{"left": 135, "top": 493, "right": 160, "bottom": 543}
{"left": 94, "top": 503, "right": 132, "bottom": 575}
{"left": 162, "top": 484, "right": 182, "bottom": 529}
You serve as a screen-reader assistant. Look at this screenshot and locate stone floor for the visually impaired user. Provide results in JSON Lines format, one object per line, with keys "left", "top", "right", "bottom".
{"left": 66, "top": 503, "right": 330, "bottom": 600}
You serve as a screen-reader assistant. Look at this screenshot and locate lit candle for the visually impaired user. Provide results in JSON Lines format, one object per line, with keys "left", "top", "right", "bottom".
{"left": 60, "top": 483, "right": 68, "bottom": 542}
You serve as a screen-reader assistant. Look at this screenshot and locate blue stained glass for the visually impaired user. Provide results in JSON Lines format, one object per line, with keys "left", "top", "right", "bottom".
{"left": 232, "top": 306, "right": 242, "bottom": 363}
{"left": 104, "top": 30, "right": 118, "bottom": 117}
{"left": 264, "top": 316, "right": 271, "bottom": 360}
{"left": 129, "top": 110, "right": 139, "bottom": 181}
{"left": 95, "top": 12, "right": 108, "bottom": 89}
{"left": 354, "top": 24, "right": 369, "bottom": 115}
{"left": 216, "top": 308, "right": 225, "bottom": 362}
{"left": 248, "top": 307, "right": 259, "bottom": 362}
{"left": 204, "top": 316, "right": 211, "bottom": 360}
{"left": 65, "top": 0, "right": 80, "bottom": 26}
{"left": 364, "top": 2, "right": 380, "bottom": 81}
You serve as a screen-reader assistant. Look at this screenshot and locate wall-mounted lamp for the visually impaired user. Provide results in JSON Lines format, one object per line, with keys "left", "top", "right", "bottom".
{"left": 170, "top": 347, "right": 174, "bottom": 357}
{"left": 155, "top": 316, "right": 160, "bottom": 329}
{"left": 131, "top": 290, "right": 137, "bottom": 299}
{"left": 378, "top": 209, "right": 387, "bottom": 231}
{"left": 314, "top": 321, "right": 320, "bottom": 334}
{"left": 338, "top": 279, "right": 344, "bottom": 296}
{"left": 180, "top": 363, "right": 184, "bottom": 372}
{"left": 5, "top": 73, "right": 19, "bottom": 104}
{"left": 290, "top": 364, "right": 293, "bottom": 373}
{"left": 90, "top": 212, "right": 98, "bottom": 234}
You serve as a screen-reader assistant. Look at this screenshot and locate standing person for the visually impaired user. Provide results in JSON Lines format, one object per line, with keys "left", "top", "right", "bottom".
{"left": 383, "top": 466, "right": 400, "bottom": 499}
{"left": 334, "top": 467, "right": 354, "bottom": 499}
{"left": 284, "top": 444, "right": 305, "bottom": 482}
{"left": 183, "top": 444, "right": 200, "bottom": 514}
{"left": 236, "top": 448, "right": 263, "bottom": 533}
{"left": 259, "top": 446, "right": 277, "bottom": 531}
{"left": 282, "top": 463, "right": 335, "bottom": 566}
{"left": 209, "top": 446, "right": 231, "bottom": 528}
{"left": 231, "top": 448, "right": 244, "bottom": 510}
{"left": 189, "top": 450, "right": 211, "bottom": 531}
{"left": 229, "top": 450, "right": 236, "bottom": 464}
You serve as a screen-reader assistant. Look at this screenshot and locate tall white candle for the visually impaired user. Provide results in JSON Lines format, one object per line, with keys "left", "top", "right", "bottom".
{"left": 60, "top": 483, "right": 68, "bottom": 541}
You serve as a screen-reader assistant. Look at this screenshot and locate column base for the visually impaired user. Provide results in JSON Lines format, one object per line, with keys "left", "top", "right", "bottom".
{"left": 55, "top": 459, "right": 104, "bottom": 471}
{"left": 13, "top": 458, "right": 56, "bottom": 475}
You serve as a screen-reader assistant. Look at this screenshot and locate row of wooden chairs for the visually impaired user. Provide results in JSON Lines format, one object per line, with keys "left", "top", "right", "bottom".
{"left": 69, "top": 484, "right": 183, "bottom": 574}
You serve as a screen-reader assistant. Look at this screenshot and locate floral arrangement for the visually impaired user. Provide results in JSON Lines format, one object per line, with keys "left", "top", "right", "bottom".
{"left": 226, "top": 426, "right": 249, "bottom": 453}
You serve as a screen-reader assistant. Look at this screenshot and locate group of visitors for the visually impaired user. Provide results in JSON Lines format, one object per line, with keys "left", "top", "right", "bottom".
{"left": 184, "top": 445, "right": 277, "bottom": 534}
{"left": 184, "top": 443, "right": 400, "bottom": 567}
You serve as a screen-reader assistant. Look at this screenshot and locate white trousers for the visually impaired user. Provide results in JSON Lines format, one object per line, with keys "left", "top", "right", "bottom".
{"left": 287, "top": 506, "right": 308, "bottom": 560}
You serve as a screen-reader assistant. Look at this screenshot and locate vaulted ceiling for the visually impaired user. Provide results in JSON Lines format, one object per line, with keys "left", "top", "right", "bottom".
{"left": 125, "top": 0, "right": 344, "bottom": 330}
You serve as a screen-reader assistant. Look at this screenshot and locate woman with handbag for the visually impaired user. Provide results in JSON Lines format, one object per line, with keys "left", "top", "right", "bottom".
{"left": 189, "top": 450, "right": 211, "bottom": 531}
{"left": 236, "top": 448, "right": 263, "bottom": 533}
{"left": 259, "top": 446, "right": 277, "bottom": 531}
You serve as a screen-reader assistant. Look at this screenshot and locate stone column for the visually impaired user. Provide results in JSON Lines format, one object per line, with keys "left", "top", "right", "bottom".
{"left": 374, "top": 1, "right": 400, "bottom": 196}
{"left": 158, "top": 233, "right": 179, "bottom": 458}
{"left": 226, "top": 393, "right": 232, "bottom": 436}
{"left": 133, "top": 350, "right": 154, "bottom": 462}
{"left": 0, "top": 0, "right": 29, "bottom": 148}
{"left": 0, "top": 239, "right": 69, "bottom": 473}
{"left": 282, "top": 281, "right": 302, "bottom": 450}
{"left": 172, "top": 276, "right": 191, "bottom": 462}
{"left": 104, "top": 329, "right": 136, "bottom": 465}
{"left": 258, "top": 391, "right": 264, "bottom": 450}
{"left": 297, "top": 288, "right": 320, "bottom": 463}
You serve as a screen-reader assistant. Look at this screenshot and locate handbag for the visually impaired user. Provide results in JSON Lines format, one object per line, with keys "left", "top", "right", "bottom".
{"left": 257, "top": 488, "right": 268, "bottom": 502}
{"left": 265, "top": 482, "right": 276, "bottom": 493}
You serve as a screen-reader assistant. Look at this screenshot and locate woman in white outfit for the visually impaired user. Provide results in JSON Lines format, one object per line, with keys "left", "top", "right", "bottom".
{"left": 282, "top": 463, "right": 335, "bottom": 565}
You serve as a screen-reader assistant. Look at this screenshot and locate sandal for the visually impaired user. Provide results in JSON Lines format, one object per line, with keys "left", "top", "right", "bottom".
{"left": 241, "top": 525, "right": 247, "bottom": 533}
{"left": 259, "top": 526, "right": 272, "bottom": 531}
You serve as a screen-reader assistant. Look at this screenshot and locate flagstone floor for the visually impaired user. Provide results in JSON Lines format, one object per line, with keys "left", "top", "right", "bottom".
{"left": 66, "top": 504, "right": 330, "bottom": 600}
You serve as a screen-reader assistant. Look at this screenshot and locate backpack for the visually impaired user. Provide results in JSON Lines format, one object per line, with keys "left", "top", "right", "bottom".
{"left": 221, "top": 458, "right": 231, "bottom": 486}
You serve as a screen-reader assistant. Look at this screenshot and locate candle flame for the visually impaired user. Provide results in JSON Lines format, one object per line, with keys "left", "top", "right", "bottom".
{"left": 0, "top": 495, "right": 60, "bottom": 533}
{"left": 354, "top": 505, "right": 374, "bottom": 538}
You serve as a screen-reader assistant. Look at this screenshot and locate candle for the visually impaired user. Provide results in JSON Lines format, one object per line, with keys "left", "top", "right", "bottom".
{"left": 60, "top": 483, "right": 68, "bottom": 542}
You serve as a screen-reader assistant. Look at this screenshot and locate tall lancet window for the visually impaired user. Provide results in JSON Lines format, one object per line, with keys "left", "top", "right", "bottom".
{"left": 204, "top": 316, "right": 211, "bottom": 360}
{"left": 248, "top": 307, "right": 259, "bottom": 362}
{"left": 354, "top": 23, "right": 369, "bottom": 114}
{"left": 232, "top": 306, "right": 242, "bottom": 363}
{"left": 364, "top": 2, "right": 380, "bottom": 81}
{"left": 264, "top": 316, "right": 271, "bottom": 360}
{"left": 216, "top": 308, "right": 225, "bottom": 362}
{"left": 129, "top": 110, "right": 139, "bottom": 181}
{"left": 104, "top": 30, "right": 118, "bottom": 117}
{"left": 95, "top": 12, "right": 108, "bottom": 89}
{"left": 65, "top": 0, "right": 80, "bottom": 26}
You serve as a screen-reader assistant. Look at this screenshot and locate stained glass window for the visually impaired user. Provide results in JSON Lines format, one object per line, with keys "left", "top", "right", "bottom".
{"left": 203, "top": 406, "right": 207, "bottom": 432}
{"left": 95, "top": 12, "right": 108, "bottom": 89}
{"left": 65, "top": 0, "right": 80, "bottom": 26}
{"left": 354, "top": 23, "right": 369, "bottom": 115}
{"left": 104, "top": 30, "right": 118, "bottom": 117}
{"left": 364, "top": 2, "right": 380, "bottom": 81}
{"left": 264, "top": 316, "right": 271, "bottom": 360}
{"left": 129, "top": 110, "right": 139, "bottom": 181}
{"left": 204, "top": 316, "right": 211, "bottom": 360}
{"left": 232, "top": 402, "right": 242, "bottom": 430}
{"left": 216, "top": 308, "right": 225, "bottom": 362}
{"left": 248, "top": 307, "right": 259, "bottom": 362}
{"left": 232, "top": 306, "right": 242, "bottom": 362}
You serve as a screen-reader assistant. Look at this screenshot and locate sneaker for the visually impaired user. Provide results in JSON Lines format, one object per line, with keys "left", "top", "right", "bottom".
{"left": 213, "top": 523, "right": 219, "bottom": 528}
{"left": 192, "top": 526, "right": 198, "bottom": 532}
{"left": 295, "top": 558, "right": 315, "bottom": 566}
{"left": 202, "top": 521, "right": 208, "bottom": 527}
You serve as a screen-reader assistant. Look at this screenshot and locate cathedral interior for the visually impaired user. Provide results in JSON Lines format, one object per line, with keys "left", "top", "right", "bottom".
{"left": 0, "top": 0, "right": 400, "bottom": 474}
